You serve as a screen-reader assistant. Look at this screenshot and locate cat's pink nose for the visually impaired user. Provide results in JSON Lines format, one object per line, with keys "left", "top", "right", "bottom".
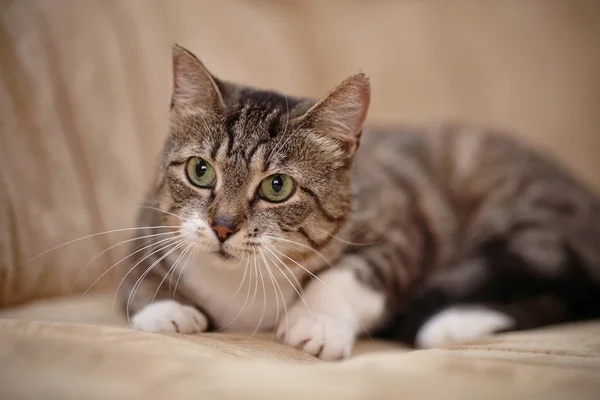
{"left": 209, "top": 215, "right": 240, "bottom": 243}
{"left": 211, "top": 225, "right": 234, "bottom": 243}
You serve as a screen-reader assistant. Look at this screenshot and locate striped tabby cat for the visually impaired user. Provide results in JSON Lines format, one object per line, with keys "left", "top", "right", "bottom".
{"left": 122, "top": 45, "right": 600, "bottom": 360}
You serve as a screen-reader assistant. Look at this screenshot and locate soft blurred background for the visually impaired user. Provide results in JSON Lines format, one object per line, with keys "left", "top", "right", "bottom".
{"left": 1, "top": 2, "right": 600, "bottom": 399}
{"left": 1, "top": 0, "right": 599, "bottom": 309}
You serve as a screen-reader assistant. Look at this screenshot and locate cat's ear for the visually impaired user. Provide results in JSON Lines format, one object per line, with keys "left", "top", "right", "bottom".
{"left": 301, "top": 73, "right": 370, "bottom": 154}
{"left": 171, "top": 45, "right": 225, "bottom": 112}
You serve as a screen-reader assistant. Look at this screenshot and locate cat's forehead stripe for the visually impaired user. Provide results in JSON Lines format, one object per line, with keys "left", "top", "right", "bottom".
{"left": 216, "top": 102, "right": 283, "bottom": 171}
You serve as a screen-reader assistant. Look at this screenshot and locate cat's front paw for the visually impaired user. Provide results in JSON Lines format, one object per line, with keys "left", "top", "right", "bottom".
{"left": 131, "top": 300, "right": 208, "bottom": 333}
{"left": 276, "top": 307, "right": 355, "bottom": 361}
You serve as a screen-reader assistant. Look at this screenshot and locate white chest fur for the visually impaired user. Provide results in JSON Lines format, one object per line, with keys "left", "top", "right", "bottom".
{"left": 181, "top": 251, "right": 302, "bottom": 332}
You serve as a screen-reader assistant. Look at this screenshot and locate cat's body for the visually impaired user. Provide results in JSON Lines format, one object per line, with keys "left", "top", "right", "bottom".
{"left": 121, "top": 46, "right": 600, "bottom": 360}
{"left": 352, "top": 126, "right": 600, "bottom": 346}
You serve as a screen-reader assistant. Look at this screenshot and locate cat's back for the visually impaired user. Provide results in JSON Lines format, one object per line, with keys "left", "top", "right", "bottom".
{"left": 360, "top": 122, "right": 598, "bottom": 204}
{"left": 355, "top": 122, "right": 600, "bottom": 274}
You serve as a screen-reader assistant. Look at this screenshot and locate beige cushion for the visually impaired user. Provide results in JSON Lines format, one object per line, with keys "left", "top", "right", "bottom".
{"left": 1, "top": 296, "right": 599, "bottom": 399}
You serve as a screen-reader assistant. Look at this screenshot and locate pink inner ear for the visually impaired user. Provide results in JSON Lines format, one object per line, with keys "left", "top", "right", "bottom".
{"left": 307, "top": 73, "right": 371, "bottom": 150}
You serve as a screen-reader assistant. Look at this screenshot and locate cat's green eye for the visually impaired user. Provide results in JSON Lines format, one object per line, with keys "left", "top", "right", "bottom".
{"left": 258, "top": 174, "right": 295, "bottom": 203}
{"left": 186, "top": 157, "right": 216, "bottom": 188}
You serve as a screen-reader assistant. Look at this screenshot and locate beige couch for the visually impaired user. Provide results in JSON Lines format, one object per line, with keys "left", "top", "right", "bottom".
{"left": 1, "top": 1, "right": 600, "bottom": 398}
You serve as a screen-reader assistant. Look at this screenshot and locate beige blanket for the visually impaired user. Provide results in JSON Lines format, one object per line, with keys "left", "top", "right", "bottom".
{"left": 1, "top": 295, "right": 599, "bottom": 399}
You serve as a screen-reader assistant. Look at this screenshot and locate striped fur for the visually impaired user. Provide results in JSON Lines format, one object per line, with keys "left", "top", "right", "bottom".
{"left": 121, "top": 46, "right": 600, "bottom": 356}
{"left": 349, "top": 125, "right": 600, "bottom": 344}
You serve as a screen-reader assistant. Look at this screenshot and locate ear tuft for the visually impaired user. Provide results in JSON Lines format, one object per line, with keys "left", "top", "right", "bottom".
{"left": 171, "top": 45, "right": 224, "bottom": 112}
{"left": 302, "top": 72, "right": 370, "bottom": 154}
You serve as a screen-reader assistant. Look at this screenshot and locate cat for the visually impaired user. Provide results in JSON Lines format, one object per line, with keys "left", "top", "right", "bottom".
{"left": 120, "top": 45, "right": 600, "bottom": 360}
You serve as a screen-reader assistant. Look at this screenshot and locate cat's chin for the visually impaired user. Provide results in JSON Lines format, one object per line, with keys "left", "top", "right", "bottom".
{"left": 192, "top": 247, "right": 246, "bottom": 270}
{"left": 215, "top": 248, "right": 235, "bottom": 261}
{"left": 182, "top": 237, "right": 242, "bottom": 263}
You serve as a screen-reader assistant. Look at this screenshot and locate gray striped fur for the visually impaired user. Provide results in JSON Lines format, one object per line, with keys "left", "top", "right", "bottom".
{"left": 121, "top": 46, "right": 600, "bottom": 345}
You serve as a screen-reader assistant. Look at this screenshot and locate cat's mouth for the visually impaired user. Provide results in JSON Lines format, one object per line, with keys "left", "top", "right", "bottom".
{"left": 215, "top": 248, "right": 234, "bottom": 260}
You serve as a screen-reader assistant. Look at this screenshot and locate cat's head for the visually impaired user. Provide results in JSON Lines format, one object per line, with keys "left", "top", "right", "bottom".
{"left": 152, "top": 45, "right": 370, "bottom": 266}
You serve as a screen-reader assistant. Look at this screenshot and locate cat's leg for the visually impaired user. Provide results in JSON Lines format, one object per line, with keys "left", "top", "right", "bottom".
{"left": 394, "top": 256, "right": 513, "bottom": 348}
{"left": 414, "top": 293, "right": 574, "bottom": 348}
{"left": 132, "top": 299, "right": 209, "bottom": 333}
{"left": 408, "top": 224, "right": 600, "bottom": 348}
{"left": 122, "top": 253, "right": 209, "bottom": 334}
{"left": 276, "top": 255, "right": 387, "bottom": 361}
{"left": 415, "top": 304, "right": 514, "bottom": 348}
{"left": 405, "top": 255, "right": 561, "bottom": 348}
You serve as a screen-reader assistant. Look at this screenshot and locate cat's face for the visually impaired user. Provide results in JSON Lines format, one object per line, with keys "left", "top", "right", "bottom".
{"left": 152, "top": 46, "right": 370, "bottom": 266}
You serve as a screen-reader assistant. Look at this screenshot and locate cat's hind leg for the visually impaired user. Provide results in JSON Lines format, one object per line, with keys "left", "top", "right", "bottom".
{"left": 404, "top": 232, "right": 600, "bottom": 348}
{"left": 413, "top": 293, "right": 569, "bottom": 348}
{"left": 415, "top": 304, "right": 514, "bottom": 348}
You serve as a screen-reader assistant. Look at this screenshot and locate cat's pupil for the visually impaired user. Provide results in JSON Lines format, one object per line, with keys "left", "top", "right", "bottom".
{"left": 272, "top": 175, "right": 283, "bottom": 192}
{"left": 195, "top": 160, "right": 207, "bottom": 177}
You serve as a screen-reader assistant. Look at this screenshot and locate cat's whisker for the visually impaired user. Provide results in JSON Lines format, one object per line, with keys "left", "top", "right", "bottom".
{"left": 127, "top": 241, "right": 186, "bottom": 326}
{"left": 217, "top": 252, "right": 254, "bottom": 332}
{"left": 140, "top": 205, "right": 190, "bottom": 221}
{"left": 134, "top": 233, "right": 178, "bottom": 252}
{"left": 162, "top": 244, "right": 191, "bottom": 299}
{"left": 231, "top": 246, "right": 261, "bottom": 338}
{"left": 185, "top": 245, "right": 201, "bottom": 295}
{"left": 263, "top": 246, "right": 304, "bottom": 292}
{"left": 172, "top": 244, "right": 196, "bottom": 300}
{"left": 268, "top": 246, "right": 325, "bottom": 285}
{"left": 249, "top": 249, "right": 268, "bottom": 339}
{"left": 250, "top": 246, "right": 259, "bottom": 306}
{"left": 263, "top": 245, "right": 313, "bottom": 317}
{"left": 267, "top": 246, "right": 372, "bottom": 343}
{"left": 229, "top": 254, "right": 250, "bottom": 300}
{"left": 20, "top": 225, "right": 181, "bottom": 267}
{"left": 168, "top": 255, "right": 178, "bottom": 297}
{"left": 258, "top": 246, "right": 281, "bottom": 339}
{"left": 127, "top": 240, "right": 186, "bottom": 307}
{"left": 262, "top": 247, "right": 289, "bottom": 340}
{"left": 263, "top": 235, "right": 335, "bottom": 269}
{"left": 227, "top": 251, "right": 248, "bottom": 270}
{"left": 81, "top": 234, "right": 182, "bottom": 301}
{"left": 151, "top": 243, "right": 193, "bottom": 304}
{"left": 76, "top": 230, "right": 178, "bottom": 287}
{"left": 112, "top": 237, "right": 183, "bottom": 319}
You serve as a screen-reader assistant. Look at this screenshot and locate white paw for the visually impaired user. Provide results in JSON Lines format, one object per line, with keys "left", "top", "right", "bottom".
{"left": 415, "top": 305, "right": 515, "bottom": 348}
{"left": 131, "top": 300, "right": 208, "bottom": 333}
{"left": 276, "top": 307, "right": 355, "bottom": 361}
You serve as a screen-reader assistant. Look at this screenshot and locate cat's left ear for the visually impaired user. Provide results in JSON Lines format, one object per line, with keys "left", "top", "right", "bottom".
{"left": 171, "top": 44, "right": 225, "bottom": 113}
{"left": 300, "top": 73, "right": 370, "bottom": 155}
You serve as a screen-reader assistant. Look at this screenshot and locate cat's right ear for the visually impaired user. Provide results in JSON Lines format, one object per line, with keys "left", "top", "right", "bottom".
{"left": 170, "top": 45, "right": 225, "bottom": 113}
